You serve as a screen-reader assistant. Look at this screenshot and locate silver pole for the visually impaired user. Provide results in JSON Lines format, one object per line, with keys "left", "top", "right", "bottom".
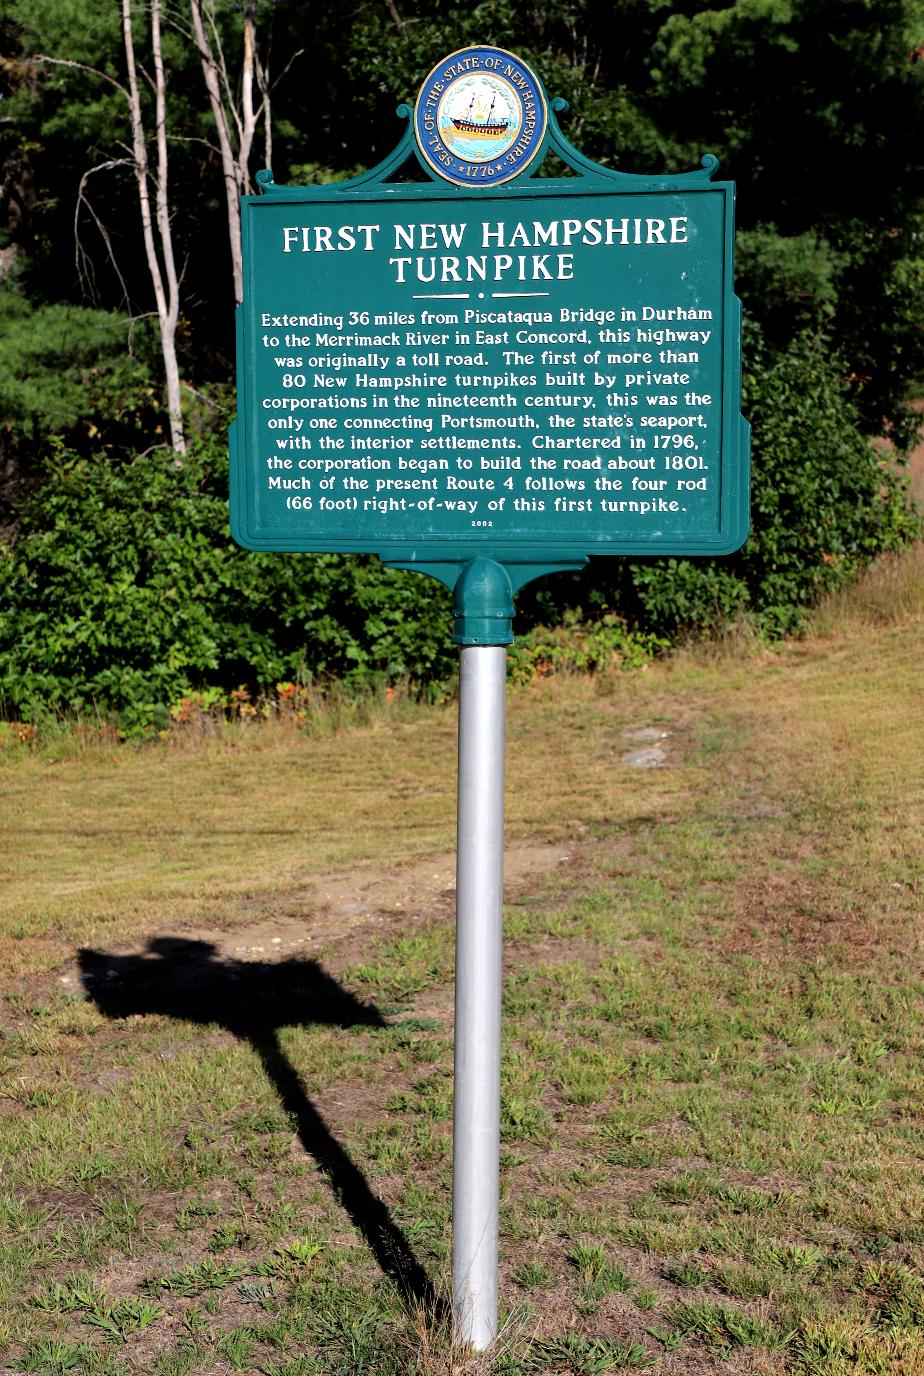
{"left": 452, "top": 644, "right": 506, "bottom": 1351}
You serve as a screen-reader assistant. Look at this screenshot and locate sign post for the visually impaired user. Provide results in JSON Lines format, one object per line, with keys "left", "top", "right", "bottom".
{"left": 453, "top": 632, "right": 506, "bottom": 1349}
{"left": 230, "top": 44, "right": 749, "bottom": 1351}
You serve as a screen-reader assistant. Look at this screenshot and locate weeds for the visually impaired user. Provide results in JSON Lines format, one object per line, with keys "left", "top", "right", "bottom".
{"left": 672, "top": 1299, "right": 785, "bottom": 1352}
{"left": 515, "top": 1334, "right": 656, "bottom": 1373}
{"left": 143, "top": 1257, "right": 249, "bottom": 1297}
{"left": 568, "top": 1243, "right": 632, "bottom": 1301}
{"left": 513, "top": 1261, "right": 552, "bottom": 1290}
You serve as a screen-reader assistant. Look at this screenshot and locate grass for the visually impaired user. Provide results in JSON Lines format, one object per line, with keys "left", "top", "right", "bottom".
{"left": 0, "top": 546, "right": 923, "bottom": 1373}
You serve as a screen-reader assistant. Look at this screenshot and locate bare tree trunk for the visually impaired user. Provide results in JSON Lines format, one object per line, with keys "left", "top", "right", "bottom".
{"left": 240, "top": 3, "right": 258, "bottom": 188}
{"left": 251, "top": 6, "right": 274, "bottom": 174}
{"left": 257, "top": 48, "right": 273, "bottom": 172}
{"left": 189, "top": 0, "right": 258, "bottom": 304}
{"left": 188, "top": 0, "right": 300, "bottom": 305}
{"left": 149, "top": 0, "right": 185, "bottom": 454}
{"left": 122, "top": 0, "right": 186, "bottom": 454}
{"left": 189, "top": 0, "right": 245, "bottom": 302}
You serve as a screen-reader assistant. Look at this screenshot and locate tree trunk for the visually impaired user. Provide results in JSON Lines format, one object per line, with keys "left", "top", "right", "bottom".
{"left": 189, "top": 0, "right": 259, "bottom": 305}
{"left": 122, "top": 0, "right": 186, "bottom": 455}
{"left": 187, "top": 2, "right": 301, "bottom": 307}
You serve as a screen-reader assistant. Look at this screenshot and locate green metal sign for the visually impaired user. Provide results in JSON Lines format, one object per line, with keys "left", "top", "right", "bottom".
{"left": 230, "top": 54, "right": 749, "bottom": 638}
{"left": 229, "top": 54, "right": 751, "bottom": 1347}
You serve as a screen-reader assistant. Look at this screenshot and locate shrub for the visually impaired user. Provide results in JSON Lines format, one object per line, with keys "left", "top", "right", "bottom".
{"left": 0, "top": 291, "right": 157, "bottom": 448}
{"left": 0, "top": 436, "right": 453, "bottom": 732}
{"left": 524, "top": 326, "right": 916, "bottom": 641}
{"left": 731, "top": 327, "right": 915, "bottom": 634}
{"left": 0, "top": 326, "right": 915, "bottom": 730}
{"left": 507, "top": 612, "right": 666, "bottom": 684}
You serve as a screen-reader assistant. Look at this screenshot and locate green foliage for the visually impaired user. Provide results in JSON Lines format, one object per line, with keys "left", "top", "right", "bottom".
{"left": 513, "top": 1259, "right": 552, "bottom": 1288}
{"left": 0, "top": 290, "right": 156, "bottom": 446}
{"left": 82, "top": 1296, "right": 165, "bottom": 1340}
{"left": 672, "top": 1299, "right": 783, "bottom": 1351}
{"left": 30, "top": 1274, "right": 105, "bottom": 1315}
{"left": 0, "top": 0, "right": 922, "bottom": 709}
{"left": 142, "top": 1257, "right": 248, "bottom": 1298}
{"left": 14, "top": 1338, "right": 88, "bottom": 1373}
{"left": 862, "top": 1262, "right": 924, "bottom": 1327}
{"left": 507, "top": 613, "right": 666, "bottom": 684}
{"left": 512, "top": 1333, "right": 656, "bottom": 1372}
{"left": 665, "top": 1258, "right": 711, "bottom": 1289}
{"left": 324, "top": 0, "right": 924, "bottom": 440}
{"left": 739, "top": 328, "right": 915, "bottom": 631}
{"left": 834, "top": 214, "right": 924, "bottom": 449}
{"left": 28, "top": 1274, "right": 165, "bottom": 1345}
{"left": 525, "top": 323, "right": 915, "bottom": 644}
{"left": 736, "top": 225, "right": 846, "bottom": 338}
{"left": 0, "top": 437, "right": 455, "bottom": 731}
{"left": 628, "top": 327, "right": 915, "bottom": 638}
{"left": 628, "top": 560, "right": 752, "bottom": 640}
{"left": 5, "top": 0, "right": 923, "bottom": 420}
{"left": 568, "top": 1242, "right": 633, "bottom": 1299}
{"left": 642, "top": 0, "right": 924, "bottom": 427}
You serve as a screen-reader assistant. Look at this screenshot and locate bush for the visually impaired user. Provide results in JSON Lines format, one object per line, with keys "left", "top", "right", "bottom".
{"left": 520, "top": 327, "right": 916, "bottom": 641}
{"left": 0, "top": 290, "right": 158, "bottom": 448}
{"left": 507, "top": 613, "right": 666, "bottom": 685}
{"left": 632, "top": 328, "right": 915, "bottom": 638}
{"left": 0, "top": 437, "right": 454, "bottom": 733}
{"left": 0, "top": 327, "right": 915, "bottom": 730}
{"left": 734, "top": 327, "right": 915, "bottom": 633}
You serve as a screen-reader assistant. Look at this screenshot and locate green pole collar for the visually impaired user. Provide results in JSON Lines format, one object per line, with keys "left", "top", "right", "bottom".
{"left": 452, "top": 559, "right": 515, "bottom": 647}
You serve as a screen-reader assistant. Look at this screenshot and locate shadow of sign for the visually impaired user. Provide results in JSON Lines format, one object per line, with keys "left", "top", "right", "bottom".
{"left": 78, "top": 938, "right": 444, "bottom": 1316}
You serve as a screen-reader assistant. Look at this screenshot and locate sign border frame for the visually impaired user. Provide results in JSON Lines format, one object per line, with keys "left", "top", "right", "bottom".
{"left": 230, "top": 99, "right": 750, "bottom": 564}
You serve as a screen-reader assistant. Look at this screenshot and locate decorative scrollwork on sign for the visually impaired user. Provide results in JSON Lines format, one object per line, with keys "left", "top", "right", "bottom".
{"left": 235, "top": 46, "right": 748, "bottom": 571}
{"left": 257, "top": 94, "right": 719, "bottom": 198}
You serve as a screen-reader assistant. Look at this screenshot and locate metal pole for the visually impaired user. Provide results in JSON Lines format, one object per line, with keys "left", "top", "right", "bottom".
{"left": 452, "top": 643, "right": 506, "bottom": 1351}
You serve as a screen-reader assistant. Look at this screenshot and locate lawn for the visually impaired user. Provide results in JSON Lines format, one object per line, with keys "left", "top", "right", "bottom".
{"left": 1, "top": 550, "right": 923, "bottom": 1375}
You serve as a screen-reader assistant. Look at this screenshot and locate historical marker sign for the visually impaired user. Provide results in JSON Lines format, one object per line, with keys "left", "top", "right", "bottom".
{"left": 230, "top": 49, "right": 749, "bottom": 570}
{"left": 230, "top": 49, "right": 750, "bottom": 1353}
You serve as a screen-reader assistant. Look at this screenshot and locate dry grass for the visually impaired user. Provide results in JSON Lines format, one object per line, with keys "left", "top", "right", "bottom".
{"left": 1, "top": 544, "right": 923, "bottom": 1373}
{"left": 1, "top": 542, "right": 922, "bottom": 979}
{"left": 809, "top": 541, "right": 924, "bottom": 635}
{"left": 0, "top": 669, "right": 694, "bottom": 978}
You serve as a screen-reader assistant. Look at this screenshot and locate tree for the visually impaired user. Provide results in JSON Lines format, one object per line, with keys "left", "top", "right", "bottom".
{"left": 0, "top": 0, "right": 921, "bottom": 712}
{"left": 187, "top": 0, "right": 261, "bottom": 304}
{"left": 181, "top": 0, "right": 303, "bottom": 303}
{"left": 120, "top": 0, "right": 185, "bottom": 452}
{"left": 32, "top": 0, "right": 186, "bottom": 452}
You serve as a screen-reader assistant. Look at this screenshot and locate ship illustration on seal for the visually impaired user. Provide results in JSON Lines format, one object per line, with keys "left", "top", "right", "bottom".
{"left": 450, "top": 90, "right": 509, "bottom": 138}
{"left": 437, "top": 73, "right": 521, "bottom": 159}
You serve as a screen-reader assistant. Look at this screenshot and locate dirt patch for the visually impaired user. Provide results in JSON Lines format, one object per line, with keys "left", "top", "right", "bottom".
{"left": 59, "top": 839, "right": 575, "bottom": 977}
{"left": 716, "top": 863, "right": 924, "bottom": 967}
{"left": 19, "top": 1186, "right": 98, "bottom": 1220}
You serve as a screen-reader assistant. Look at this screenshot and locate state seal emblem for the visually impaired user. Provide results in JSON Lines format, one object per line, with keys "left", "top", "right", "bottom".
{"left": 414, "top": 47, "right": 547, "bottom": 186}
